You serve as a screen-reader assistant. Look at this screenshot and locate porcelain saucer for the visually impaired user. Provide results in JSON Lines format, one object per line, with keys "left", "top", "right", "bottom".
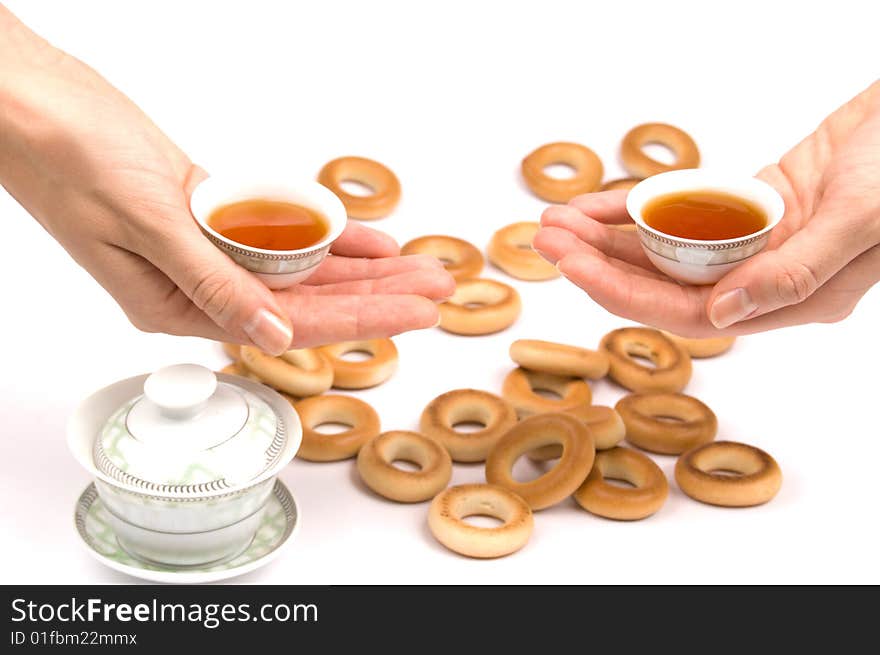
{"left": 74, "top": 479, "right": 299, "bottom": 583}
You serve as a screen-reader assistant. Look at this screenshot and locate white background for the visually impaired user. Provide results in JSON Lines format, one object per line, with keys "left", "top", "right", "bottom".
{"left": 1, "top": 0, "right": 877, "bottom": 584}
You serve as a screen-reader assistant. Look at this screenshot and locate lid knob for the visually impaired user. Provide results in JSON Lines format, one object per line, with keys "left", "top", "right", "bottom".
{"left": 143, "top": 364, "right": 217, "bottom": 419}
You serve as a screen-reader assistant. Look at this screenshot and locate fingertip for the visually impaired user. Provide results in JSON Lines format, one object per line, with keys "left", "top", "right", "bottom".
{"left": 533, "top": 226, "right": 589, "bottom": 265}
{"left": 372, "top": 230, "right": 401, "bottom": 257}
{"left": 396, "top": 266, "right": 456, "bottom": 300}
{"left": 556, "top": 253, "right": 592, "bottom": 279}
{"left": 532, "top": 227, "right": 562, "bottom": 264}
{"left": 333, "top": 221, "right": 400, "bottom": 258}
{"left": 436, "top": 268, "right": 457, "bottom": 300}
{"left": 540, "top": 204, "right": 577, "bottom": 227}
{"left": 567, "top": 189, "right": 630, "bottom": 222}
{"left": 531, "top": 226, "right": 551, "bottom": 252}
{"left": 408, "top": 253, "right": 447, "bottom": 270}
{"left": 409, "top": 295, "right": 442, "bottom": 329}
{"left": 704, "top": 252, "right": 767, "bottom": 308}
{"left": 341, "top": 220, "right": 400, "bottom": 257}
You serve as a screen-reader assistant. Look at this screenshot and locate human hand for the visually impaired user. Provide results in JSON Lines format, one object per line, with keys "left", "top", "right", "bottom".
{"left": 0, "top": 8, "right": 453, "bottom": 354}
{"left": 533, "top": 80, "right": 880, "bottom": 336}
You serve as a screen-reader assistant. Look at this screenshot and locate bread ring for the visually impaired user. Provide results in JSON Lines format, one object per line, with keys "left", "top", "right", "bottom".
{"left": 487, "top": 222, "right": 559, "bottom": 281}
{"left": 574, "top": 447, "right": 668, "bottom": 520}
{"left": 419, "top": 389, "right": 518, "bottom": 462}
{"left": 608, "top": 223, "right": 638, "bottom": 232}
{"left": 616, "top": 392, "right": 717, "bottom": 455}
{"left": 660, "top": 331, "right": 736, "bottom": 358}
{"left": 675, "top": 441, "right": 782, "bottom": 507}
{"left": 428, "top": 484, "right": 533, "bottom": 559}
{"left": 317, "top": 156, "right": 401, "bottom": 220}
{"left": 438, "top": 278, "right": 521, "bottom": 335}
{"left": 294, "top": 394, "right": 381, "bottom": 462}
{"left": 486, "top": 413, "right": 595, "bottom": 510}
{"left": 601, "top": 177, "right": 642, "bottom": 192}
{"left": 240, "top": 346, "right": 334, "bottom": 397}
{"left": 218, "top": 362, "right": 262, "bottom": 382}
{"left": 600, "top": 327, "right": 692, "bottom": 393}
{"left": 401, "top": 235, "right": 484, "bottom": 281}
{"left": 318, "top": 339, "right": 398, "bottom": 389}
{"left": 620, "top": 123, "right": 700, "bottom": 178}
{"left": 356, "top": 431, "right": 453, "bottom": 503}
{"left": 521, "top": 142, "right": 603, "bottom": 203}
{"left": 501, "top": 367, "right": 592, "bottom": 418}
{"left": 529, "top": 405, "right": 625, "bottom": 460}
{"left": 221, "top": 342, "right": 240, "bottom": 360}
{"left": 509, "top": 339, "right": 610, "bottom": 379}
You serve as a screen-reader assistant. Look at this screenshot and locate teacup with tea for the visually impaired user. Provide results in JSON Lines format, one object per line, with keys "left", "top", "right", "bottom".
{"left": 190, "top": 176, "right": 347, "bottom": 288}
{"left": 626, "top": 169, "right": 785, "bottom": 285}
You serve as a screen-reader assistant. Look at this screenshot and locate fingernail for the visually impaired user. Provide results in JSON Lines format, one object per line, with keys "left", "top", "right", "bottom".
{"left": 710, "top": 288, "right": 758, "bottom": 329}
{"left": 243, "top": 309, "right": 293, "bottom": 356}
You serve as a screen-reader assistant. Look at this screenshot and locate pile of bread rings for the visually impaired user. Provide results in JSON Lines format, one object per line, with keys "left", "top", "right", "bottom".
{"left": 215, "top": 123, "right": 782, "bottom": 559}
{"left": 221, "top": 339, "right": 397, "bottom": 462}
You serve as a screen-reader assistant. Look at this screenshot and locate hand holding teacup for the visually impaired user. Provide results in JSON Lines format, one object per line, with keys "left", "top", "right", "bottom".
{"left": 533, "top": 81, "right": 880, "bottom": 337}
{"left": 0, "top": 7, "right": 454, "bottom": 356}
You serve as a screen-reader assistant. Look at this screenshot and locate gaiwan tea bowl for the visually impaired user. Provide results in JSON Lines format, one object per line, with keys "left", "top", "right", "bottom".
{"left": 626, "top": 169, "right": 785, "bottom": 285}
{"left": 67, "top": 364, "right": 301, "bottom": 566}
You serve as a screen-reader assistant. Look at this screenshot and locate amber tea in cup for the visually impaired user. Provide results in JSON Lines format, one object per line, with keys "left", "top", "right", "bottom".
{"left": 642, "top": 190, "right": 767, "bottom": 241}
{"left": 207, "top": 199, "right": 329, "bottom": 251}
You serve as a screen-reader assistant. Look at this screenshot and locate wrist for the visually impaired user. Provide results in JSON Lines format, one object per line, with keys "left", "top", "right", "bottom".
{"left": 0, "top": 11, "right": 63, "bottom": 151}
{"left": 0, "top": 6, "right": 62, "bottom": 85}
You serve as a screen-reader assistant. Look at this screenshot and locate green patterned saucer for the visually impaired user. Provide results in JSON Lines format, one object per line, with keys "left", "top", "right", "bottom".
{"left": 74, "top": 480, "right": 299, "bottom": 583}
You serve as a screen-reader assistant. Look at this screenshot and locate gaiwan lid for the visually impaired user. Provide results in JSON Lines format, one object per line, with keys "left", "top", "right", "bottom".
{"left": 93, "top": 364, "right": 286, "bottom": 495}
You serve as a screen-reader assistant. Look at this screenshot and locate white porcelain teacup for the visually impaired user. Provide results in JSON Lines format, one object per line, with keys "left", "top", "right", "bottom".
{"left": 190, "top": 176, "right": 347, "bottom": 289}
{"left": 626, "top": 169, "right": 785, "bottom": 285}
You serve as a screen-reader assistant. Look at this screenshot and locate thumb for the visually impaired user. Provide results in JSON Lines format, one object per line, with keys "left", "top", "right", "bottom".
{"left": 144, "top": 167, "right": 293, "bottom": 354}
{"left": 707, "top": 196, "right": 870, "bottom": 329}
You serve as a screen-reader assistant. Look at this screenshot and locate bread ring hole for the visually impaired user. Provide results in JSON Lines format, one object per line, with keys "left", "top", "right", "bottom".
{"left": 651, "top": 414, "right": 686, "bottom": 424}
{"left": 452, "top": 421, "right": 487, "bottom": 434}
{"left": 461, "top": 514, "right": 505, "bottom": 528}
{"left": 382, "top": 440, "right": 431, "bottom": 473}
{"left": 543, "top": 162, "right": 577, "bottom": 180}
{"left": 624, "top": 342, "right": 659, "bottom": 369}
{"left": 448, "top": 404, "right": 492, "bottom": 433}
{"left": 464, "top": 302, "right": 486, "bottom": 309}
{"left": 512, "top": 452, "right": 559, "bottom": 482}
{"left": 391, "top": 459, "right": 422, "bottom": 472}
{"left": 600, "top": 461, "right": 642, "bottom": 488}
{"left": 693, "top": 449, "right": 763, "bottom": 477}
{"left": 439, "top": 257, "right": 455, "bottom": 265}
{"left": 532, "top": 386, "right": 563, "bottom": 401}
{"left": 640, "top": 141, "right": 677, "bottom": 165}
{"left": 338, "top": 349, "right": 373, "bottom": 362}
{"left": 707, "top": 468, "right": 744, "bottom": 479}
{"left": 450, "top": 283, "right": 507, "bottom": 307}
{"left": 452, "top": 496, "right": 512, "bottom": 526}
{"left": 339, "top": 179, "right": 375, "bottom": 197}
{"left": 312, "top": 421, "right": 353, "bottom": 435}
{"left": 628, "top": 354, "right": 657, "bottom": 369}
{"left": 604, "top": 476, "right": 638, "bottom": 489}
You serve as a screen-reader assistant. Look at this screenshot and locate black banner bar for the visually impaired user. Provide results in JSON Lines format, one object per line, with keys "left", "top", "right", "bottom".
{"left": 1, "top": 585, "right": 873, "bottom": 649}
